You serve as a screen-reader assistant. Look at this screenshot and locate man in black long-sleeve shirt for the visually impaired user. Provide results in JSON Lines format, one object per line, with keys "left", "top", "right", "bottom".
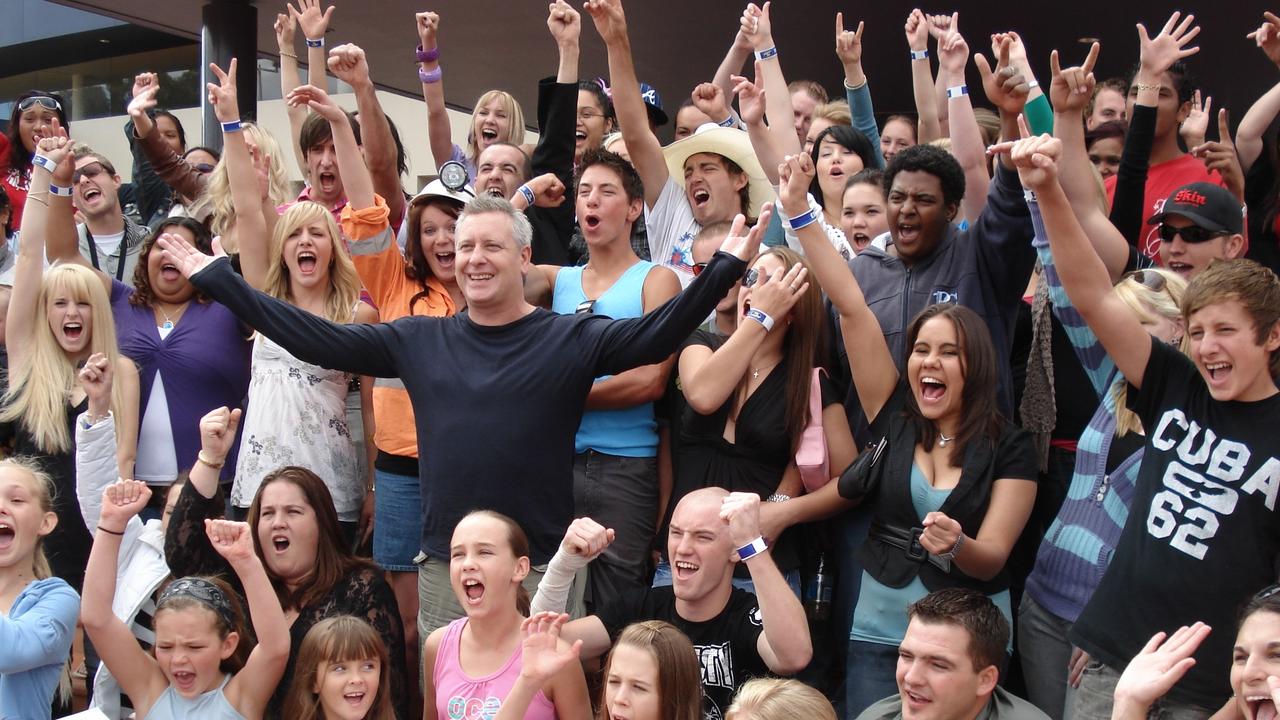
{"left": 159, "top": 194, "right": 770, "bottom": 633}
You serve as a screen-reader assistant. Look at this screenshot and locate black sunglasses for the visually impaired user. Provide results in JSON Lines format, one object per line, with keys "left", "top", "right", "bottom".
{"left": 18, "top": 96, "right": 61, "bottom": 113}
{"left": 1123, "top": 270, "right": 1167, "bottom": 293}
{"left": 73, "top": 162, "right": 109, "bottom": 184}
{"left": 1158, "top": 223, "right": 1226, "bottom": 244}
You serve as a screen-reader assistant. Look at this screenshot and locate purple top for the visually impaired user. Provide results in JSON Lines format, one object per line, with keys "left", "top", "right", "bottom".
{"left": 111, "top": 280, "right": 252, "bottom": 480}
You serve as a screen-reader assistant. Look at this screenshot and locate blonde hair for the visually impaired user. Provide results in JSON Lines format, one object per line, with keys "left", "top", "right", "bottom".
{"left": 1110, "top": 268, "right": 1188, "bottom": 436}
{"left": 812, "top": 100, "right": 852, "bottom": 127}
{"left": 468, "top": 90, "right": 526, "bottom": 163}
{"left": 282, "top": 616, "right": 395, "bottom": 720}
{"left": 262, "top": 202, "right": 362, "bottom": 324}
{"left": 194, "top": 122, "right": 289, "bottom": 241}
{"left": 0, "top": 264, "right": 126, "bottom": 452}
{"left": 726, "top": 678, "right": 836, "bottom": 720}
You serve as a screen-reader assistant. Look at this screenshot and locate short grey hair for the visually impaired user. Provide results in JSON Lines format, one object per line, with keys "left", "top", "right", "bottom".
{"left": 457, "top": 194, "right": 533, "bottom": 249}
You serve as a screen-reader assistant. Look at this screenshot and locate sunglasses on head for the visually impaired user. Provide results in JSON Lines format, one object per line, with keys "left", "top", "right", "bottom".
{"left": 193, "top": 163, "right": 216, "bottom": 174}
{"left": 1158, "top": 223, "right": 1225, "bottom": 244}
{"left": 73, "top": 162, "right": 108, "bottom": 184}
{"left": 1123, "top": 269, "right": 1167, "bottom": 293}
{"left": 575, "top": 299, "right": 596, "bottom": 315}
{"left": 18, "top": 96, "right": 61, "bottom": 113}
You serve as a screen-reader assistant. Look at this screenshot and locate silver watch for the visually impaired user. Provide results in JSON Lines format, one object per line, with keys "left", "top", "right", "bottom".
{"left": 766, "top": 493, "right": 791, "bottom": 503}
{"left": 939, "top": 533, "right": 965, "bottom": 560}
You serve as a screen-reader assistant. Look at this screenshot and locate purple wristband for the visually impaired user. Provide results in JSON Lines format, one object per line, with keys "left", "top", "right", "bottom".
{"left": 418, "top": 66, "right": 442, "bottom": 84}
{"left": 416, "top": 44, "right": 439, "bottom": 63}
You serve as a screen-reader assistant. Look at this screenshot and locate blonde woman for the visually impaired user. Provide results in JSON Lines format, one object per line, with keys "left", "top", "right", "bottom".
{"left": 210, "top": 60, "right": 377, "bottom": 536}
{"left": 727, "top": 678, "right": 837, "bottom": 720}
{"left": 1, "top": 128, "right": 138, "bottom": 592}
{"left": 191, "top": 120, "right": 289, "bottom": 253}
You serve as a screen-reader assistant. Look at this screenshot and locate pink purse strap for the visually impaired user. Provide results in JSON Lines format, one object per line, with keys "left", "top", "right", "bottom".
{"left": 809, "top": 367, "right": 824, "bottom": 427}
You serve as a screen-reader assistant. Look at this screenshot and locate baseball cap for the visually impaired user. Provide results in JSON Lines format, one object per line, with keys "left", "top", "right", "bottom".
{"left": 639, "top": 82, "right": 669, "bottom": 127}
{"left": 1146, "top": 182, "right": 1244, "bottom": 235}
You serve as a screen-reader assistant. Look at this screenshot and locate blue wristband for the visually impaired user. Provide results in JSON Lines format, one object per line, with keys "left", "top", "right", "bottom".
{"left": 755, "top": 46, "right": 778, "bottom": 61}
{"left": 49, "top": 184, "right": 73, "bottom": 197}
{"left": 31, "top": 154, "right": 58, "bottom": 174}
{"left": 910, "top": 49, "right": 929, "bottom": 61}
{"left": 745, "top": 307, "right": 775, "bottom": 332}
{"left": 517, "top": 184, "right": 536, "bottom": 206}
{"left": 789, "top": 207, "right": 820, "bottom": 231}
{"left": 946, "top": 85, "right": 969, "bottom": 99}
{"left": 717, "top": 116, "right": 736, "bottom": 128}
{"left": 221, "top": 119, "right": 243, "bottom": 133}
{"left": 737, "top": 536, "right": 768, "bottom": 561}
{"left": 305, "top": 37, "right": 324, "bottom": 48}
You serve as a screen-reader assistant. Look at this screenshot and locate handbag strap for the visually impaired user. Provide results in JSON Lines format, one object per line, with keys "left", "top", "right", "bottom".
{"left": 808, "top": 367, "right": 824, "bottom": 428}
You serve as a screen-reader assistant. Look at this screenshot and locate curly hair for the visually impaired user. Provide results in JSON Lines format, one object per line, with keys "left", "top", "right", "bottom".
{"left": 883, "top": 143, "right": 966, "bottom": 209}
{"left": 128, "top": 217, "right": 214, "bottom": 309}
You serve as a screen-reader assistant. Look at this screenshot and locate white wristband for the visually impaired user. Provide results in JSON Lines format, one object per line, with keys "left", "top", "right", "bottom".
{"left": 744, "top": 307, "right": 775, "bottom": 332}
{"left": 32, "top": 154, "right": 58, "bottom": 174}
{"left": 49, "top": 184, "right": 74, "bottom": 197}
{"left": 737, "top": 536, "right": 768, "bottom": 561}
{"left": 946, "top": 85, "right": 969, "bottom": 99}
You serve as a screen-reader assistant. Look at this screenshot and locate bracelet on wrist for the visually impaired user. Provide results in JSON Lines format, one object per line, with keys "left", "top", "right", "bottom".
{"left": 31, "top": 154, "right": 58, "bottom": 174}
{"left": 717, "top": 116, "right": 737, "bottom": 128}
{"left": 788, "top": 207, "right": 820, "bottom": 231}
{"left": 419, "top": 66, "right": 442, "bottom": 84}
{"left": 197, "top": 451, "right": 226, "bottom": 470}
{"left": 98, "top": 525, "right": 126, "bottom": 536}
{"left": 49, "top": 184, "right": 73, "bottom": 197}
{"left": 279, "top": 50, "right": 298, "bottom": 60}
{"left": 766, "top": 493, "right": 791, "bottom": 503}
{"left": 305, "top": 37, "right": 325, "bottom": 48}
{"left": 755, "top": 46, "right": 778, "bottom": 61}
{"left": 221, "top": 119, "right": 243, "bottom": 133}
{"left": 946, "top": 85, "right": 969, "bottom": 99}
{"left": 416, "top": 44, "right": 440, "bottom": 63}
{"left": 736, "top": 536, "right": 768, "bottom": 561}
{"left": 744, "top": 307, "right": 775, "bottom": 332}
{"left": 1023, "top": 188, "right": 1038, "bottom": 203}
{"left": 844, "top": 78, "right": 867, "bottom": 91}
{"left": 1134, "top": 82, "right": 1162, "bottom": 92}
{"left": 910, "top": 49, "right": 929, "bottom": 61}
{"left": 939, "top": 533, "right": 965, "bottom": 560}
{"left": 1026, "top": 80, "right": 1040, "bottom": 89}
{"left": 517, "top": 184, "right": 536, "bottom": 206}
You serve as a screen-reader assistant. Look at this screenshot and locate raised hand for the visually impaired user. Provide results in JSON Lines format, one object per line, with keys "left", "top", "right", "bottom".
{"left": 721, "top": 491, "right": 768, "bottom": 552}
{"left": 1180, "top": 90, "right": 1212, "bottom": 148}
{"left": 415, "top": 11, "right": 440, "bottom": 50}
{"left": 834, "top": 12, "right": 865, "bottom": 68}
{"left": 1048, "top": 43, "right": 1099, "bottom": 114}
{"left": 274, "top": 10, "right": 297, "bottom": 50}
{"left": 776, "top": 153, "right": 815, "bottom": 216}
{"left": 199, "top": 406, "right": 243, "bottom": 463}
{"left": 127, "top": 84, "right": 159, "bottom": 123}
{"left": 100, "top": 480, "right": 152, "bottom": 532}
{"left": 938, "top": 24, "right": 970, "bottom": 76}
{"left": 327, "top": 43, "right": 371, "bottom": 89}
{"left": 691, "top": 83, "right": 730, "bottom": 123}
{"left": 205, "top": 519, "right": 258, "bottom": 565}
{"left": 975, "top": 36, "right": 1030, "bottom": 115}
{"left": 925, "top": 12, "right": 956, "bottom": 42}
{"left": 904, "top": 8, "right": 929, "bottom": 53}
{"left": 1191, "top": 109, "right": 1246, "bottom": 200}
{"left": 157, "top": 231, "right": 224, "bottom": 280}
{"left": 547, "top": 0, "right": 581, "bottom": 46}
{"left": 730, "top": 62, "right": 766, "bottom": 127}
{"left": 919, "top": 511, "right": 962, "bottom": 555}
{"left": 287, "top": 83, "right": 345, "bottom": 122}
{"left": 290, "top": 0, "right": 334, "bottom": 43}
{"left": 523, "top": 173, "right": 567, "bottom": 208}
{"left": 584, "top": 0, "right": 628, "bottom": 45}
{"left": 518, "top": 613, "right": 582, "bottom": 684}
{"left": 79, "top": 352, "right": 114, "bottom": 419}
{"left": 1113, "top": 623, "right": 1211, "bottom": 711}
{"left": 1248, "top": 12, "right": 1280, "bottom": 68}
{"left": 34, "top": 128, "right": 75, "bottom": 185}
{"left": 206, "top": 59, "right": 240, "bottom": 124}
{"left": 739, "top": 260, "right": 810, "bottom": 327}
{"left": 740, "top": 2, "right": 774, "bottom": 51}
{"left": 1137, "top": 12, "right": 1201, "bottom": 77}
{"left": 718, "top": 203, "right": 774, "bottom": 261}
{"left": 989, "top": 114, "right": 1062, "bottom": 191}
{"left": 560, "top": 517, "right": 615, "bottom": 561}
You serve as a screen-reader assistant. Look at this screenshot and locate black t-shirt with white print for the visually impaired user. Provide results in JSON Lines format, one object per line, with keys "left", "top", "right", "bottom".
{"left": 1070, "top": 337, "right": 1280, "bottom": 708}
{"left": 596, "top": 585, "right": 769, "bottom": 720}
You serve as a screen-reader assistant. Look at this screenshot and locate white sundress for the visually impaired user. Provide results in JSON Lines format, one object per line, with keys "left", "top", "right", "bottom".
{"left": 233, "top": 332, "right": 361, "bottom": 520}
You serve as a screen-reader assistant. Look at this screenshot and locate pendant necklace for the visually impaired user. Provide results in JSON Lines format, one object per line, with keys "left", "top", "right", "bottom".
{"left": 939, "top": 432, "right": 956, "bottom": 447}
{"left": 156, "top": 302, "right": 184, "bottom": 331}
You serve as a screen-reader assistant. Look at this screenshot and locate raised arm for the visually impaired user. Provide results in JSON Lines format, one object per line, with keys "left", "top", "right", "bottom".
{"left": 158, "top": 233, "right": 401, "bottom": 378}
{"left": 75, "top": 354, "right": 119, "bottom": 534}
{"left": 215, "top": 520, "right": 290, "bottom": 718}
{"left": 208, "top": 59, "right": 270, "bottom": 289}
{"left": 494, "top": 615, "right": 589, "bottom": 720}
{"left": 733, "top": 63, "right": 783, "bottom": 185}
{"left": 10, "top": 130, "right": 69, "bottom": 371}
{"left": 1049, "top": 43, "right": 1132, "bottom": 281}
{"left": 328, "top": 44, "right": 405, "bottom": 221}
{"left": 999, "top": 121, "right": 1153, "bottom": 389}
{"left": 275, "top": 8, "right": 308, "bottom": 175}
{"left": 1111, "top": 624, "right": 1212, "bottom": 720}
{"left": 162, "top": 406, "right": 241, "bottom": 582}
{"left": 81, "top": 481, "right": 169, "bottom": 717}
{"left": 1241, "top": 13, "right": 1280, "bottom": 172}
{"left": 128, "top": 77, "right": 209, "bottom": 205}
{"left": 906, "top": 9, "right": 942, "bottom": 144}
{"left": 587, "top": 0, "right": 669, "bottom": 209}
{"left": 713, "top": 26, "right": 754, "bottom": 104}
{"left": 741, "top": 2, "right": 802, "bottom": 159}
{"left": 722, "top": 493, "right": 811, "bottom": 674}
{"left": 122, "top": 73, "right": 171, "bottom": 224}
{"left": 935, "top": 17, "right": 990, "bottom": 224}
{"left": 288, "top": 83, "right": 375, "bottom": 209}
{"left": 415, "top": 11, "right": 458, "bottom": 171}
{"left": 34, "top": 131, "right": 109, "bottom": 295}
{"left": 776, "top": 153, "right": 898, "bottom": 422}
{"left": 292, "top": 0, "right": 332, "bottom": 91}
{"left": 836, "top": 12, "right": 884, "bottom": 168}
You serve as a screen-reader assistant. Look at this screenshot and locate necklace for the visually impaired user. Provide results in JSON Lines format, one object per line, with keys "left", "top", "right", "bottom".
{"left": 939, "top": 432, "right": 956, "bottom": 447}
{"left": 155, "top": 301, "right": 187, "bottom": 331}
{"left": 751, "top": 360, "right": 780, "bottom": 380}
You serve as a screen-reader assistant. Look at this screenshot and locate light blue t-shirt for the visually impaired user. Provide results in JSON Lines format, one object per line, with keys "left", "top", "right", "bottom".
{"left": 0, "top": 576, "right": 80, "bottom": 720}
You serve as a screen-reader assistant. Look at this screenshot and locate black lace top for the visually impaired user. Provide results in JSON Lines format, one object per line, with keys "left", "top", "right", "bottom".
{"left": 164, "top": 481, "right": 409, "bottom": 719}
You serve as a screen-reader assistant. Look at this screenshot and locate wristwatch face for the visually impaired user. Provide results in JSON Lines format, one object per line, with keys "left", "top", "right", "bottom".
{"left": 440, "top": 161, "right": 468, "bottom": 192}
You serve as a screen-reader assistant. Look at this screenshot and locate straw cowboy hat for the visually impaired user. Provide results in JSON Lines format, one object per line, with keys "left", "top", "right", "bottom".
{"left": 662, "top": 123, "right": 773, "bottom": 218}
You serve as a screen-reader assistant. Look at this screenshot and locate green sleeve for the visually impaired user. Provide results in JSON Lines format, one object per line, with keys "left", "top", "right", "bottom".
{"left": 1025, "top": 94, "right": 1054, "bottom": 135}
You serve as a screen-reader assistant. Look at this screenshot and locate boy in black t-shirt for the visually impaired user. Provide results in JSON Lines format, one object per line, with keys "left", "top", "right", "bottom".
{"left": 528, "top": 488, "right": 812, "bottom": 720}
{"left": 1001, "top": 123, "right": 1280, "bottom": 719}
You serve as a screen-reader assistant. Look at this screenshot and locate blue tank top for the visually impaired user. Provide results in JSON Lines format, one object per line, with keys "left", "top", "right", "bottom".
{"left": 144, "top": 674, "right": 245, "bottom": 719}
{"left": 552, "top": 261, "right": 659, "bottom": 456}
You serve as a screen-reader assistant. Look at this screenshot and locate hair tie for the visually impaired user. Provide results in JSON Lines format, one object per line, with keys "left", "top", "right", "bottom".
{"left": 594, "top": 77, "right": 612, "bottom": 99}
{"left": 159, "top": 577, "right": 236, "bottom": 629}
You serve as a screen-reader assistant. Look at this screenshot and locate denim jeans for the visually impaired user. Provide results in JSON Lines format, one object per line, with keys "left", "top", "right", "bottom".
{"left": 1018, "top": 593, "right": 1073, "bottom": 720}
{"left": 1069, "top": 657, "right": 1216, "bottom": 720}
{"left": 573, "top": 451, "right": 659, "bottom": 611}
{"left": 845, "top": 639, "right": 901, "bottom": 719}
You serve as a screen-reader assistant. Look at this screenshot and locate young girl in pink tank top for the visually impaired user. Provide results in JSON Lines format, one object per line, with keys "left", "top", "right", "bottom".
{"left": 422, "top": 511, "right": 590, "bottom": 720}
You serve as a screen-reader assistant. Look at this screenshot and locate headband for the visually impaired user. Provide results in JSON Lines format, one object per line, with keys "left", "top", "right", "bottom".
{"left": 159, "top": 577, "right": 236, "bottom": 629}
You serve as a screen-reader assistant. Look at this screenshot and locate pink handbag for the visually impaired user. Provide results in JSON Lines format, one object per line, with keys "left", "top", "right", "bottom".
{"left": 796, "top": 368, "right": 830, "bottom": 492}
